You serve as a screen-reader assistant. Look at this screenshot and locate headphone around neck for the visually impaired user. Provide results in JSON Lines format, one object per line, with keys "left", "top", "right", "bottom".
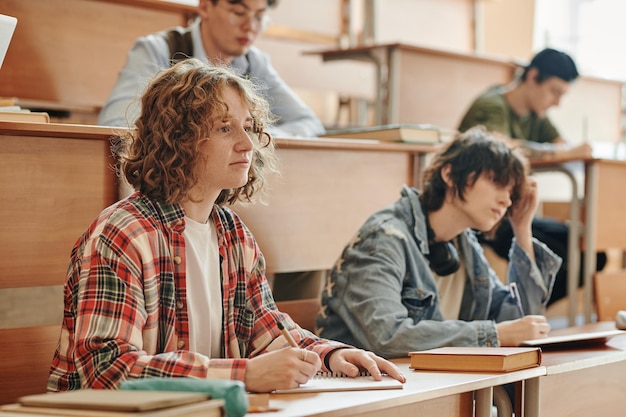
{"left": 420, "top": 200, "right": 461, "bottom": 276}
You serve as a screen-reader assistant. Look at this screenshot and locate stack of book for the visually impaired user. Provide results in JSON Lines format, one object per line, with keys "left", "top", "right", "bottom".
{"left": 0, "top": 97, "right": 50, "bottom": 123}
{"left": 0, "top": 390, "right": 225, "bottom": 417}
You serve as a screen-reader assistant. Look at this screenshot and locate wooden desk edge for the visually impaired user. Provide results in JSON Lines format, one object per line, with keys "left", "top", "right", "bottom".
{"left": 274, "top": 137, "right": 439, "bottom": 153}
{"left": 0, "top": 121, "right": 122, "bottom": 141}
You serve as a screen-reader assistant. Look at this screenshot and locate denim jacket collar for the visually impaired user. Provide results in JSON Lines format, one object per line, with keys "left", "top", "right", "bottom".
{"left": 401, "top": 185, "right": 431, "bottom": 256}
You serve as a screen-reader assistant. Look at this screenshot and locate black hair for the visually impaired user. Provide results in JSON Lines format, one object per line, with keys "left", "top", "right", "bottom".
{"left": 420, "top": 126, "right": 528, "bottom": 215}
{"left": 521, "top": 48, "right": 579, "bottom": 83}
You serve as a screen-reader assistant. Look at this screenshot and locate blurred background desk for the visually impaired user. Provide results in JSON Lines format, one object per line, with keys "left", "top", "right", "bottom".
{"left": 532, "top": 156, "right": 626, "bottom": 325}
{"left": 307, "top": 43, "right": 516, "bottom": 128}
{"left": 307, "top": 43, "right": 623, "bottom": 146}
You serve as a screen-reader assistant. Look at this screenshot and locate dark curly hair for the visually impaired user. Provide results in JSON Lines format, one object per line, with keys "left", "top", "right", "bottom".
{"left": 420, "top": 126, "right": 528, "bottom": 216}
{"left": 115, "top": 58, "right": 278, "bottom": 206}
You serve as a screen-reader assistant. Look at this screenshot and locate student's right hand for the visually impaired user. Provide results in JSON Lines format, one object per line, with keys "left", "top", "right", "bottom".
{"left": 495, "top": 315, "right": 551, "bottom": 346}
{"left": 244, "top": 347, "right": 322, "bottom": 392}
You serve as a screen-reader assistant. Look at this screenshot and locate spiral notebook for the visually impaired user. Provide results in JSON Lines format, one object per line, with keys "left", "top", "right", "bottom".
{"left": 274, "top": 372, "right": 403, "bottom": 394}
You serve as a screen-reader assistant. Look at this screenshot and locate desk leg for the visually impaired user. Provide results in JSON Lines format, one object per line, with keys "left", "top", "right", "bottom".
{"left": 522, "top": 377, "right": 540, "bottom": 417}
{"left": 584, "top": 163, "right": 599, "bottom": 323}
{"left": 475, "top": 387, "right": 493, "bottom": 417}
{"left": 534, "top": 166, "right": 581, "bottom": 326}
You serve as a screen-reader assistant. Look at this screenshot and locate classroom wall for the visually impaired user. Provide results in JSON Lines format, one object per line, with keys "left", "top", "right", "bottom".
{"left": 0, "top": 0, "right": 532, "bottom": 127}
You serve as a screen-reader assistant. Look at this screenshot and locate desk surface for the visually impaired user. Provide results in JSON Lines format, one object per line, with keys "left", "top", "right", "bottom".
{"left": 259, "top": 360, "right": 544, "bottom": 417}
{"left": 541, "top": 321, "right": 626, "bottom": 372}
{"left": 259, "top": 324, "right": 626, "bottom": 417}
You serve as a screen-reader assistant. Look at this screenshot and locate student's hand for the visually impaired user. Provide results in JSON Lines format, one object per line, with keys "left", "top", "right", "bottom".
{"left": 326, "top": 348, "right": 406, "bottom": 383}
{"left": 509, "top": 176, "right": 538, "bottom": 258}
{"left": 495, "top": 315, "right": 551, "bottom": 346}
{"left": 244, "top": 347, "right": 321, "bottom": 392}
{"left": 553, "top": 142, "right": 593, "bottom": 159}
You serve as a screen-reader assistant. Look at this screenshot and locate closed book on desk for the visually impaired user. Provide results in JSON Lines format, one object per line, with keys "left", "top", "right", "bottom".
{"left": 0, "top": 110, "right": 50, "bottom": 123}
{"left": 409, "top": 347, "right": 542, "bottom": 372}
{"left": 0, "top": 390, "right": 224, "bottom": 417}
{"left": 321, "top": 124, "right": 442, "bottom": 144}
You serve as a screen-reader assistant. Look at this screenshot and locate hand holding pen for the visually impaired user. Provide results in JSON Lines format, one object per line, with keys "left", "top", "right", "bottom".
{"left": 244, "top": 319, "right": 321, "bottom": 392}
{"left": 277, "top": 319, "right": 319, "bottom": 364}
{"left": 509, "top": 282, "right": 525, "bottom": 317}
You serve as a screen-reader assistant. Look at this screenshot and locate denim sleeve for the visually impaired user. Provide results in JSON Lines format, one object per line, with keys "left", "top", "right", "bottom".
{"left": 505, "top": 237, "right": 562, "bottom": 316}
{"left": 320, "top": 222, "right": 500, "bottom": 359}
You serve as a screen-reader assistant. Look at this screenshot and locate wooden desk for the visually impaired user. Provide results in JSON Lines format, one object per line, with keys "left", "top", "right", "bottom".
{"left": 307, "top": 43, "right": 516, "bottom": 128}
{"left": 308, "top": 43, "right": 623, "bottom": 143}
{"left": 0, "top": 121, "right": 118, "bottom": 405}
{"left": 233, "top": 137, "right": 436, "bottom": 273}
{"left": 0, "top": 121, "right": 118, "bottom": 290}
{"left": 0, "top": 121, "right": 434, "bottom": 316}
{"left": 532, "top": 156, "right": 626, "bottom": 324}
{"left": 538, "top": 322, "right": 626, "bottom": 417}
{"left": 256, "top": 359, "right": 545, "bottom": 417}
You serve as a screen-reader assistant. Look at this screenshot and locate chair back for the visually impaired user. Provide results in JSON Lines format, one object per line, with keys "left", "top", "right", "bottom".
{"left": 595, "top": 271, "right": 626, "bottom": 321}
{"left": 276, "top": 298, "right": 322, "bottom": 334}
{"left": 0, "top": 325, "right": 61, "bottom": 405}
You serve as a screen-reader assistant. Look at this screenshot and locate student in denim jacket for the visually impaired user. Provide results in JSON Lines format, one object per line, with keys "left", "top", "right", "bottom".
{"left": 317, "top": 127, "right": 561, "bottom": 359}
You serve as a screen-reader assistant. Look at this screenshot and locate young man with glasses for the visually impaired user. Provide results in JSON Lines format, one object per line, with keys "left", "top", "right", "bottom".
{"left": 98, "top": 0, "right": 325, "bottom": 139}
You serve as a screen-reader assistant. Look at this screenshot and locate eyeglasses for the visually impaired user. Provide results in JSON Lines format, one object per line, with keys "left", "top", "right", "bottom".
{"left": 216, "top": 1, "right": 270, "bottom": 32}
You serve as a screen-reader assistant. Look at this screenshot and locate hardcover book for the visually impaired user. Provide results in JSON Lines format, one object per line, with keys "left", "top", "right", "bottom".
{"left": 0, "top": 390, "right": 224, "bottom": 417}
{"left": 321, "top": 124, "right": 442, "bottom": 144}
{"left": 409, "top": 347, "right": 542, "bottom": 373}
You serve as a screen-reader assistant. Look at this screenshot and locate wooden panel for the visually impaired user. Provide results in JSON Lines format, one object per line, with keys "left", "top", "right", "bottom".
{"left": 395, "top": 46, "right": 516, "bottom": 129}
{"left": 275, "top": 298, "right": 321, "bottom": 333}
{"left": 233, "top": 142, "right": 415, "bottom": 273}
{"left": 595, "top": 271, "right": 626, "bottom": 322}
{"left": 0, "top": 0, "right": 187, "bottom": 110}
{"left": 350, "top": 393, "right": 473, "bottom": 417}
{"left": 0, "top": 325, "right": 61, "bottom": 405}
{"left": 0, "top": 122, "right": 118, "bottom": 289}
{"left": 549, "top": 76, "right": 624, "bottom": 144}
{"left": 593, "top": 160, "right": 626, "bottom": 250}
{"left": 540, "top": 358, "right": 626, "bottom": 417}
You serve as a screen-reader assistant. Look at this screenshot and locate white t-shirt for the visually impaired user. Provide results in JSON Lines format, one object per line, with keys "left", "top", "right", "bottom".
{"left": 434, "top": 254, "right": 466, "bottom": 320}
{"left": 433, "top": 242, "right": 467, "bottom": 320}
{"left": 183, "top": 216, "right": 222, "bottom": 357}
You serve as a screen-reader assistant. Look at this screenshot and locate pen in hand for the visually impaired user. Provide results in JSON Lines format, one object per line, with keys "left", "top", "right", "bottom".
{"left": 276, "top": 318, "right": 299, "bottom": 348}
{"left": 509, "top": 282, "right": 525, "bottom": 317}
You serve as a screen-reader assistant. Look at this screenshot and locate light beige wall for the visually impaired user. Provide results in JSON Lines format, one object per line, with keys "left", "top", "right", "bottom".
{"left": 257, "top": 0, "right": 481, "bottom": 126}
{"left": 481, "top": 0, "right": 536, "bottom": 60}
